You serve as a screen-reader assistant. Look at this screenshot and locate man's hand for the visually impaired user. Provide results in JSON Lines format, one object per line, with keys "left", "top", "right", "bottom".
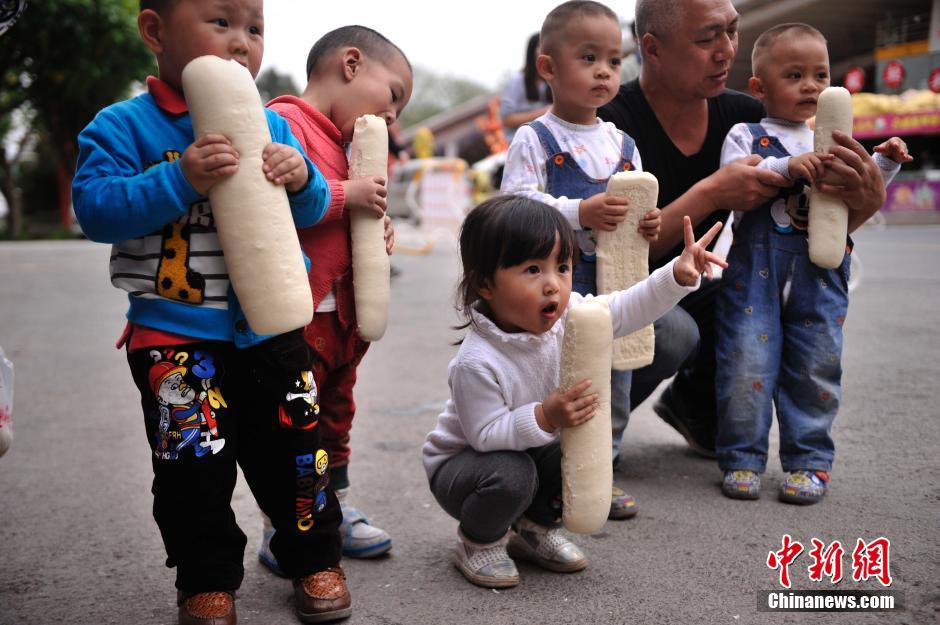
{"left": 815, "top": 130, "right": 887, "bottom": 230}
{"left": 535, "top": 379, "right": 598, "bottom": 432}
{"left": 638, "top": 208, "right": 661, "bottom": 241}
{"left": 341, "top": 176, "right": 388, "bottom": 218}
{"left": 578, "top": 191, "right": 630, "bottom": 231}
{"left": 788, "top": 152, "right": 832, "bottom": 184}
{"left": 709, "top": 155, "right": 790, "bottom": 212}
{"left": 262, "top": 143, "right": 309, "bottom": 193}
{"left": 673, "top": 216, "right": 728, "bottom": 286}
{"left": 180, "top": 134, "right": 239, "bottom": 196}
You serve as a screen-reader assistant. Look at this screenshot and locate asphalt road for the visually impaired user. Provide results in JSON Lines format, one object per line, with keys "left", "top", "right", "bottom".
{"left": 0, "top": 225, "right": 937, "bottom": 625}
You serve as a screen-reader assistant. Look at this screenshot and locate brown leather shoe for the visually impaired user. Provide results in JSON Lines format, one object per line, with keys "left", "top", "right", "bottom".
{"left": 177, "top": 591, "right": 236, "bottom": 625}
{"left": 293, "top": 567, "right": 352, "bottom": 623}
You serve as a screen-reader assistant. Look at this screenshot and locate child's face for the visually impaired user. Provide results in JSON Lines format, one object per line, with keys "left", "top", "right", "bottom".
{"left": 334, "top": 50, "right": 413, "bottom": 143}
{"left": 540, "top": 15, "right": 622, "bottom": 124}
{"left": 751, "top": 35, "right": 830, "bottom": 122}
{"left": 479, "top": 235, "right": 572, "bottom": 335}
{"left": 148, "top": 0, "right": 265, "bottom": 90}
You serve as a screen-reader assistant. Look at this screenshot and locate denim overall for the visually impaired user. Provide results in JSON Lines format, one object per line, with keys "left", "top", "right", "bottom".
{"left": 714, "top": 124, "right": 850, "bottom": 473}
{"left": 528, "top": 120, "right": 636, "bottom": 459}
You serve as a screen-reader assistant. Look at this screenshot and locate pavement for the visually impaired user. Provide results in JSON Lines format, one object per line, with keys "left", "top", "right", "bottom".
{"left": 0, "top": 225, "right": 938, "bottom": 625}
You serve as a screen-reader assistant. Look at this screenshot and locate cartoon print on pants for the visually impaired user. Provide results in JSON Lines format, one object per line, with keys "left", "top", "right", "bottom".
{"left": 148, "top": 349, "right": 226, "bottom": 459}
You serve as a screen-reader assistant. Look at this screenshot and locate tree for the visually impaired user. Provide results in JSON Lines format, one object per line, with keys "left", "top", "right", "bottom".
{"left": 256, "top": 68, "right": 299, "bottom": 104}
{"left": 399, "top": 65, "right": 490, "bottom": 129}
{"left": 0, "top": 0, "right": 153, "bottom": 231}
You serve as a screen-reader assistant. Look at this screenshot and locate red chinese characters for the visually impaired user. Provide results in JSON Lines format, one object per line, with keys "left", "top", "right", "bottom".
{"left": 807, "top": 539, "right": 845, "bottom": 583}
{"left": 768, "top": 535, "right": 892, "bottom": 587}
{"left": 767, "top": 534, "right": 804, "bottom": 588}
{"left": 851, "top": 537, "right": 893, "bottom": 586}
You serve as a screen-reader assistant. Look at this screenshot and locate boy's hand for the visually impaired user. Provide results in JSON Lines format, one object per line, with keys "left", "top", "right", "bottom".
{"left": 341, "top": 176, "right": 388, "bottom": 218}
{"left": 262, "top": 143, "right": 309, "bottom": 193}
{"left": 535, "top": 379, "right": 598, "bottom": 432}
{"left": 638, "top": 208, "right": 661, "bottom": 241}
{"left": 180, "top": 134, "right": 240, "bottom": 196}
{"left": 788, "top": 152, "right": 832, "bottom": 184}
{"left": 874, "top": 137, "right": 913, "bottom": 164}
{"left": 578, "top": 192, "right": 629, "bottom": 232}
{"left": 384, "top": 215, "right": 395, "bottom": 255}
{"left": 673, "top": 216, "right": 728, "bottom": 286}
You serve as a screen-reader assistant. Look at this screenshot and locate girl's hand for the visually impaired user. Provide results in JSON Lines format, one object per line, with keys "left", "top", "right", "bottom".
{"left": 536, "top": 379, "right": 598, "bottom": 432}
{"left": 262, "top": 143, "right": 309, "bottom": 192}
{"left": 579, "top": 192, "right": 629, "bottom": 232}
{"left": 383, "top": 215, "right": 395, "bottom": 255}
{"left": 638, "top": 207, "right": 661, "bottom": 241}
{"left": 673, "top": 216, "right": 728, "bottom": 286}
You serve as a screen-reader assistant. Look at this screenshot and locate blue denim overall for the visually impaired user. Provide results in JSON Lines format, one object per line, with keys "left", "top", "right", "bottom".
{"left": 528, "top": 120, "right": 637, "bottom": 460}
{"left": 714, "top": 124, "right": 850, "bottom": 473}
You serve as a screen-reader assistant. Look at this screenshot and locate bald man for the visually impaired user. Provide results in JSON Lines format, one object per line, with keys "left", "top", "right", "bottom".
{"left": 599, "top": 0, "right": 888, "bottom": 457}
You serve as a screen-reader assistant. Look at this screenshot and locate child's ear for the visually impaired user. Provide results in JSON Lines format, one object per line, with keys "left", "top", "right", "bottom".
{"left": 342, "top": 47, "right": 363, "bottom": 82}
{"left": 477, "top": 281, "right": 494, "bottom": 301}
{"left": 747, "top": 76, "right": 765, "bottom": 100}
{"left": 138, "top": 9, "right": 164, "bottom": 54}
{"left": 535, "top": 53, "right": 555, "bottom": 82}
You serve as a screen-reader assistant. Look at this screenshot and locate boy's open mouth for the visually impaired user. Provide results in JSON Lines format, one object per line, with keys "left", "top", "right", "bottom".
{"left": 541, "top": 302, "right": 558, "bottom": 316}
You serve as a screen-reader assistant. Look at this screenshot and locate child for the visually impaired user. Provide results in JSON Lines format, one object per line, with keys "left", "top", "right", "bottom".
{"left": 716, "top": 23, "right": 911, "bottom": 504}
{"left": 72, "top": 1, "right": 352, "bottom": 623}
{"left": 423, "top": 195, "right": 725, "bottom": 588}
{"left": 256, "top": 25, "right": 412, "bottom": 568}
{"left": 500, "top": 0, "right": 660, "bottom": 519}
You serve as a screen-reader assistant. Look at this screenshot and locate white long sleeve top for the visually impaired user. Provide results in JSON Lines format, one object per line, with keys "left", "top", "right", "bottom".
{"left": 500, "top": 111, "right": 643, "bottom": 255}
{"left": 422, "top": 259, "right": 696, "bottom": 480}
{"left": 720, "top": 118, "right": 900, "bottom": 227}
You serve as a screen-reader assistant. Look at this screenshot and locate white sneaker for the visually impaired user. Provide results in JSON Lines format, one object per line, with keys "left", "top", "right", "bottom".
{"left": 453, "top": 529, "right": 519, "bottom": 588}
{"left": 507, "top": 517, "right": 588, "bottom": 573}
{"left": 336, "top": 487, "right": 392, "bottom": 558}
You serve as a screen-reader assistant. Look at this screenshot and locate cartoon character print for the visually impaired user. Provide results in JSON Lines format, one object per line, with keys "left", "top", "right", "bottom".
{"left": 148, "top": 349, "right": 226, "bottom": 459}
{"left": 279, "top": 369, "right": 320, "bottom": 430}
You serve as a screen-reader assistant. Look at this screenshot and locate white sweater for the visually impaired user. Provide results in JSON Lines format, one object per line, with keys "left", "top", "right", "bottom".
{"left": 500, "top": 111, "right": 643, "bottom": 255}
{"left": 422, "top": 260, "right": 696, "bottom": 480}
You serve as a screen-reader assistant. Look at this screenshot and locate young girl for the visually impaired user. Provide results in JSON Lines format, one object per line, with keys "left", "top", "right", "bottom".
{"left": 421, "top": 196, "right": 725, "bottom": 588}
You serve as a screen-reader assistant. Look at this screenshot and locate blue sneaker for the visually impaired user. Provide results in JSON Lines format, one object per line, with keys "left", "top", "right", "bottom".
{"left": 258, "top": 505, "right": 392, "bottom": 574}
{"left": 779, "top": 470, "right": 829, "bottom": 505}
{"left": 258, "top": 527, "right": 285, "bottom": 577}
{"left": 340, "top": 506, "right": 392, "bottom": 558}
{"left": 722, "top": 470, "right": 761, "bottom": 500}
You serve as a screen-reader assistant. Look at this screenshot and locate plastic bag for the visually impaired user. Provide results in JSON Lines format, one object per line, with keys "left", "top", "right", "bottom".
{"left": 0, "top": 347, "right": 13, "bottom": 457}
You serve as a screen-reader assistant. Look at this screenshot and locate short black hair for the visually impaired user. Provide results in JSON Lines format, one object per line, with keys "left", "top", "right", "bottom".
{"left": 752, "top": 23, "right": 827, "bottom": 76}
{"left": 139, "top": 0, "right": 173, "bottom": 14}
{"left": 540, "top": 0, "right": 619, "bottom": 56}
{"left": 305, "top": 25, "right": 411, "bottom": 79}
{"left": 456, "top": 195, "right": 577, "bottom": 332}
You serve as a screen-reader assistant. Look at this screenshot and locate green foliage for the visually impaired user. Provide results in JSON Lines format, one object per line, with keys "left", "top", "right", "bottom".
{"left": 399, "top": 65, "right": 491, "bottom": 129}
{"left": 0, "top": 0, "right": 154, "bottom": 167}
{"left": 256, "top": 67, "right": 300, "bottom": 103}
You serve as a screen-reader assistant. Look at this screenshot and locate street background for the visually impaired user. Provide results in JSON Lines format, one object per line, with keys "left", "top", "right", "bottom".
{"left": 0, "top": 224, "right": 937, "bottom": 624}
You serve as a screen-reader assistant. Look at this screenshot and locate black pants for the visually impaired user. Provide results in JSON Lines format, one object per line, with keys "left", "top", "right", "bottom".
{"left": 127, "top": 335, "right": 341, "bottom": 593}
{"left": 672, "top": 278, "right": 721, "bottom": 425}
{"left": 429, "top": 442, "right": 562, "bottom": 544}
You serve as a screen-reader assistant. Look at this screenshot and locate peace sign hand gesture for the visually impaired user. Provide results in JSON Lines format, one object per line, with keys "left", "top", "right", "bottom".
{"left": 672, "top": 216, "right": 729, "bottom": 287}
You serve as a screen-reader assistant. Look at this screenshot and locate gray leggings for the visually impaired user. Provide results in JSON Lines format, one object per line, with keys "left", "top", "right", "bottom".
{"left": 429, "top": 442, "right": 562, "bottom": 544}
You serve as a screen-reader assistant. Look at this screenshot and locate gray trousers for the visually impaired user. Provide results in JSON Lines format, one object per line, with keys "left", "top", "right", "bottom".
{"left": 429, "top": 442, "right": 562, "bottom": 544}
